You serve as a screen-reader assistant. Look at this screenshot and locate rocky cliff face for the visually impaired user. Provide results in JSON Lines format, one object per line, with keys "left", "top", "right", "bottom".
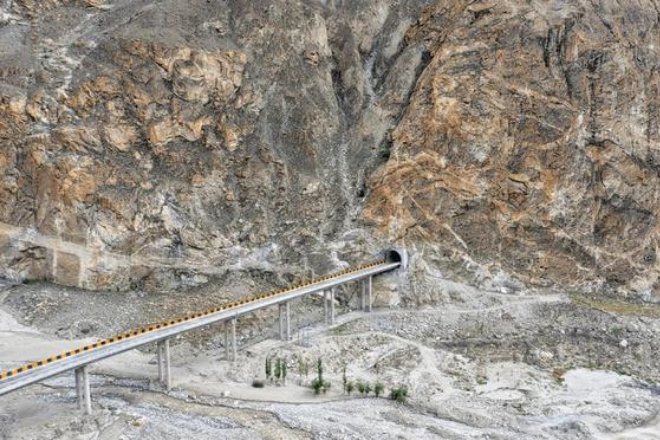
{"left": 1, "top": 0, "right": 659, "bottom": 301}
{"left": 363, "top": 0, "right": 660, "bottom": 301}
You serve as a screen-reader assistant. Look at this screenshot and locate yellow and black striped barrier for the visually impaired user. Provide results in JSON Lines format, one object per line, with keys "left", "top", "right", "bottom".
{"left": 0, "top": 260, "right": 386, "bottom": 381}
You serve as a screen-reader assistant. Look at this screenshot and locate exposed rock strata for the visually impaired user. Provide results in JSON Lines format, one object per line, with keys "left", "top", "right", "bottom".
{"left": 364, "top": 0, "right": 660, "bottom": 300}
{"left": 0, "top": 0, "right": 659, "bottom": 300}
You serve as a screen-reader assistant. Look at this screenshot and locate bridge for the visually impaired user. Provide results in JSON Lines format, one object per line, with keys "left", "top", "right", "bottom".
{"left": 0, "top": 249, "right": 405, "bottom": 415}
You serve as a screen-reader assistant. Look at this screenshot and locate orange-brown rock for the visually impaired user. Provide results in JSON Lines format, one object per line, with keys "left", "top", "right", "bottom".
{"left": 363, "top": 0, "right": 660, "bottom": 299}
{"left": 1, "top": 0, "right": 659, "bottom": 301}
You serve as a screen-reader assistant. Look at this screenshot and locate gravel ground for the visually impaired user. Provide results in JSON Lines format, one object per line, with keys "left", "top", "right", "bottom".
{"left": 1, "top": 281, "right": 659, "bottom": 439}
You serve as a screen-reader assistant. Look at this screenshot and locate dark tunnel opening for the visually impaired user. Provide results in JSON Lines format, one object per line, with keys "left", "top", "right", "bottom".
{"left": 385, "top": 249, "right": 403, "bottom": 263}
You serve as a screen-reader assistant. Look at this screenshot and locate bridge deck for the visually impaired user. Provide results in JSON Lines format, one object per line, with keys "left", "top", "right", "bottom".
{"left": 0, "top": 260, "right": 400, "bottom": 396}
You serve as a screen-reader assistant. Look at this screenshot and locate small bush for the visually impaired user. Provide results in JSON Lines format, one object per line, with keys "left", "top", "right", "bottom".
{"left": 265, "top": 357, "right": 272, "bottom": 381}
{"left": 374, "top": 382, "right": 384, "bottom": 397}
{"left": 317, "top": 358, "right": 324, "bottom": 384}
{"left": 252, "top": 379, "right": 265, "bottom": 388}
{"left": 275, "top": 358, "right": 282, "bottom": 382}
{"left": 356, "top": 382, "right": 372, "bottom": 395}
{"left": 342, "top": 364, "right": 348, "bottom": 393}
{"left": 310, "top": 357, "right": 331, "bottom": 395}
{"left": 346, "top": 381, "right": 355, "bottom": 395}
{"left": 364, "top": 383, "right": 372, "bottom": 395}
{"left": 311, "top": 377, "right": 323, "bottom": 395}
{"left": 389, "top": 385, "right": 408, "bottom": 403}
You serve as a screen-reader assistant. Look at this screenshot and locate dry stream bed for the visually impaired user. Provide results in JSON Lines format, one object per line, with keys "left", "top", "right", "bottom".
{"left": 0, "top": 282, "right": 659, "bottom": 439}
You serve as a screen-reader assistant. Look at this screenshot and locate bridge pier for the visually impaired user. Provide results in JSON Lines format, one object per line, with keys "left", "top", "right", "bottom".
{"left": 323, "top": 291, "right": 329, "bottom": 324}
{"left": 157, "top": 342, "right": 164, "bottom": 382}
{"left": 224, "top": 321, "right": 229, "bottom": 358}
{"left": 360, "top": 281, "right": 366, "bottom": 310}
{"left": 163, "top": 339, "right": 171, "bottom": 391}
{"left": 74, "top": 365, "right": 92, "bottom": 415}
{"left": 156, "top": 340, "right": 171, "bottom": 390}
{"left": 83, "top": 366, "right": 91, "bottom": 415}
{"left": 231, "top": 318, "right": 237, "bottom": 361}
{"left": 330, "top": 287, "right": 336, "bottom": 324}
{"left": 367, "top": 276, "right": 373, "bottom": 312}
{"left": 286, "top": 301, "right": 291, "bottom": 340}
{"left": 74, "top": 368, "right": 83, "bottom": 410}
{"left": 279, "top": 302, "right": 291, "bottom": 340}
{"left": 359, "top": 277, "right": 373, "bottom": 312}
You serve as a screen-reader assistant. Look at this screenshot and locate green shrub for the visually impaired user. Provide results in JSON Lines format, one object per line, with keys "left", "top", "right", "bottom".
{"left": 311, "top": 377, "right": 323, "bottom": 395}
{"left": 355, "top": 382, "right": 373, "bottom": 395}
{"left": 374, "top": 382, "right": 384, "bottom": 397}
{"left": 317, "top": 358, "right": 323, "bottom": 384}
{"left": 342, "top": 364, "right": 347, "bottom": 393}
{"left": 364, "top": 383, "right": 372, "bottom": 395}
{"left": 389, "top": 385, "right": 408, "bottom": 403}
{"left": 346, "top": 381, "right": 354, "bottom": 395}
{"left": 265, "top": 357, "right": 272, "bottom": 381}
{"left": 252, "top": 379, "right": 265, "bottom": 388}
{"left": 309, "top": 358, "right": 331, "bottom": 395}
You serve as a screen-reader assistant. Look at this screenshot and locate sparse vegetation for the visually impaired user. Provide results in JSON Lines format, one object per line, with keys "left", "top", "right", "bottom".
{"left": 374, "top": 382, "right": 384, "bottom": 397}
{"left": 311, "top": 377, "right": 323, "bottom": 394}
{"left": 274, "top": 357, "right": 281, "bottom": 383}
{"left": 364, "top": 383, "right": 372, "bottom": 395}
{"left": 346, "top": 381, "right": 354, "bottom": 395}
{"left": 389, "top": 385, "right": 408, "bottom": 403}
{"left": 342, "top": 364, "right": 348, "bottom": 393}
{"left": 569, "top": 292, "right": 660, "bottom": 318}
{"left": 310, "top": 358, "right": 331, "bottom": 394}
{"left": 265, "top": 357, "right": 289, "bottom": 385}
{"left": 265, "top": 357, "right": 273, "bottom": 382}
{"left": 357, "top": 382, "right": 373, "bottom": 395}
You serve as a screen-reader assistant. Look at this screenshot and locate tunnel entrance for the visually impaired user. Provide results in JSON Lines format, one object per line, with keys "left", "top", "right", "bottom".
{"left": 383, "top": 247, "right": 407, "bottom": 270}
{"left": 385, "top": 249, "right": 402, "bottom": 263}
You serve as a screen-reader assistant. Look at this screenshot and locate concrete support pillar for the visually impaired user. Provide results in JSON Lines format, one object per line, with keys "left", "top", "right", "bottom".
{"left": 279, "top": 304, "right": 285, "bottom": 340}
{"left": 231, "top": 318, "right": 237, "bottom": 361}
{"left": 323, "top": 291, "right": 329, "bottom": 324}
{"left": 163, "top": 339, "right": 171, "bottom": 391}
{"left": 285, "top": 301, "right": 291, "bottom": 341}
{"left": 224, "top": 321, "right": 230, "bottom": 358}
{"left": 360, "top": 280, "right": 366, "bottom": 311}
{"left": 330, "top": 287, "right": 336, "bottom": 325}
{"left": 75, "top": 368, "right": 83, "bottom": 410}
{"left": 367, "top": 276, "right": 373, "bottom": 312}
{"left": 82, "top": 365, "right": 92, "bottom": 415}
{"left": 157, "top": 341, "right": 164, "bottom": 382}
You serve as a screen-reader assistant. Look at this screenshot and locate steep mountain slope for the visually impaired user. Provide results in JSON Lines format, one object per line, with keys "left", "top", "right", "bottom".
{"left": 1, "top": 0, "right": 659, "bottom": 301}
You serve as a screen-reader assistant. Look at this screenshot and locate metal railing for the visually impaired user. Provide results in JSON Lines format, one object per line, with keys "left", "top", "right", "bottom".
{"left": 0, "top": 258, "right": 401, "bottom": 412}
